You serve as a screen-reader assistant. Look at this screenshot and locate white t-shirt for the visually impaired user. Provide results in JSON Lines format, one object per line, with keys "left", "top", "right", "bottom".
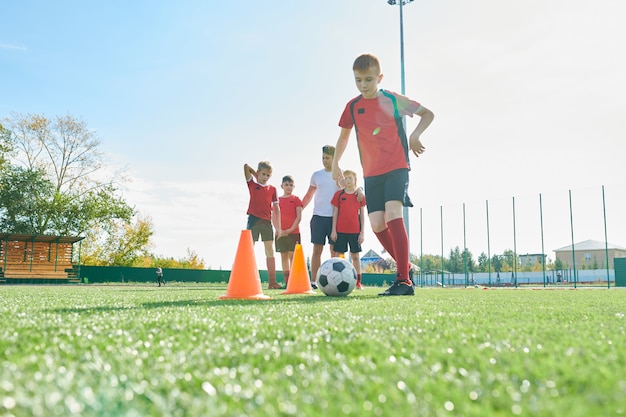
{"left": 310, "top": 169, "right": 340, "bottom": 217}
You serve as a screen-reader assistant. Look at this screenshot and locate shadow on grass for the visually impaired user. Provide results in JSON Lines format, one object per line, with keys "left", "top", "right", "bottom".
{"left": 47, "top": 291, "right": 376, "bottom": 314}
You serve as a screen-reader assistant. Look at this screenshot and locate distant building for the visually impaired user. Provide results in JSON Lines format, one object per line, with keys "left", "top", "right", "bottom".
{"left": 553, "top": 239, "right": 626, "bottom": 269}
{"left": 519, "top": 253, "right": 546, "bottom": 268}
{"left": 360, "top": 249, "right": 383, "bottom": 269}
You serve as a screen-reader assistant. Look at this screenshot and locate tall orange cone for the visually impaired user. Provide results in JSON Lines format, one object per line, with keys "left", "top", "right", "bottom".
{"left": 282, "top": 244, "right": 315, "bottom": 295}
{"left": 220, "top": 230, "right": 270, "bottom": 300}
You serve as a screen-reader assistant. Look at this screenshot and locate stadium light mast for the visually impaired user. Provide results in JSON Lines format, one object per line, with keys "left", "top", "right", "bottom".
{"left": 386, "top": 0, "right": 415, "bottom": 254}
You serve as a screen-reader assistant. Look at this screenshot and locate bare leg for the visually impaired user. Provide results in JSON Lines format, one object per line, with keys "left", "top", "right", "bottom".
{"left": 311, "top": 243, "right": 324, "bottom": 284}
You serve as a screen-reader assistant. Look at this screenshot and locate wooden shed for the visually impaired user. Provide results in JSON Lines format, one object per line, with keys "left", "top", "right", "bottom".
{"left": 0, "top": 233, "right": 84, "bottom": 283}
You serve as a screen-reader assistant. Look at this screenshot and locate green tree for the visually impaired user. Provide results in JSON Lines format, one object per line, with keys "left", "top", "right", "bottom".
{"left": 477, "top": 252, "right": 489, "bottom": 272}
{"left": 418, "top": 254, "right": 443, "bottom": 272}
{"left": 0, "top": 123, "right": 13, "bottom": 168}
{"left": 81, "top": 214, "right": 154, "bottom": 266}
{"left": 502, "top": 249, "right": 518, "bottom": 272}
{"left": 463, "top": 248, "right": 476, "bottom": 273}
{"left": 1, "top": 112, "right": 135, "bottom": 246}
{"left": 141, "top": 248, "right": 206, "bottom": 269}
{"left": 0, "top": 166, "right": 55, "bottom": 233}
{"left": 491, "top": 254, "right": 503, "bottom": 273}
{"left": 446, "top": 246, "right": 464, "bottom": 273}
{"left": 554, "top": 257, "right": 564, "bottom": 271}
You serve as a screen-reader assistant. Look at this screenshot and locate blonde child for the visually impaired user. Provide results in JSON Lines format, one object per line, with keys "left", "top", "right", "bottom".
{"left": 244, "top": 161, "right": 282, "bottom": 289}
{"left": 330, "top": 170, "right": 366, "bottom": 289}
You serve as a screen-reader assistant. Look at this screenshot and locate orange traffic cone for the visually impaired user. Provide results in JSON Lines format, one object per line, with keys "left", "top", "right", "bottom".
{"left": 220, "top": 230, "right": 271, "bottom": 300}
{"left": 282, "top": 244, "right": 315, "bottom": 295}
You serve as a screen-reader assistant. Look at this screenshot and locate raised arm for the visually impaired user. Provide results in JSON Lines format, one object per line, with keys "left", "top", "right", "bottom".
{"left": 243, "top": 163, "right": 257, "bottom": 181}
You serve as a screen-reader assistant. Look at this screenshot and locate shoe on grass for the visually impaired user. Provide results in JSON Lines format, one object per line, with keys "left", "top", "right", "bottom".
{"left": 378, "top": 280, "right": 414, "bottom": 296}
{"left": 310, "top": 282, "right": 318, "bottom": 290}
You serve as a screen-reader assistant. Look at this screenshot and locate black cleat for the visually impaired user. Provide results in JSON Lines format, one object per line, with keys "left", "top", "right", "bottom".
{"left": 310, "top": 282, "right": 318, "bottom": 290}
{"left": 379, "top": 280, "right": 415, "bottom": 296}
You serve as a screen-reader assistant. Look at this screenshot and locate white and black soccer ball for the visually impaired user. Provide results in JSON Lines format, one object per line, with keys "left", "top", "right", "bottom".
{"left": 317, "top": 257, "right": 357, "bottom": 297}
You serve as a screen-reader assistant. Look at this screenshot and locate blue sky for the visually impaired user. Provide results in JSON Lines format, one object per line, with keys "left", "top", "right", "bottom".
{"left": 2, "top": 0, "right": 625, "bottom": 269}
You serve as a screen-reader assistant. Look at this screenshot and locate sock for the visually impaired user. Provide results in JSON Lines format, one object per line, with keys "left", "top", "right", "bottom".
{"left": 374, "top": 228, "right": 396, "bottom": 260}
{"left": 387, "top": 218, "right": 409, "bottom": 281}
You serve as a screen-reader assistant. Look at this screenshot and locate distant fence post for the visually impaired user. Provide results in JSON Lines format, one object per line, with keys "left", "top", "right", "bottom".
{"left": 440, "top": 205, "right": 445, "bottom": 287}
{"left": 602, "top": 185, "right": 610, "bottom": 289}
{"left": 568, "top": 190, "right": 578, "bottom": 288}
{"left": 539, "top": 193, "right": 546, "bottom": 287}
{"left": 486, "top": 200, "right": 492, "bottom": 287}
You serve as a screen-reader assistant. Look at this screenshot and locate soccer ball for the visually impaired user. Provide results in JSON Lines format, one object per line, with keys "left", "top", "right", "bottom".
{"left": 317, "top": 257, "right": 357, "bottom": 297}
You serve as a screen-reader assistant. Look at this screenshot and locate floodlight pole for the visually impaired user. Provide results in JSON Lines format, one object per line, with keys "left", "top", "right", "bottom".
{"left": 387, "top": 0, "right": 414, "bottom": 253}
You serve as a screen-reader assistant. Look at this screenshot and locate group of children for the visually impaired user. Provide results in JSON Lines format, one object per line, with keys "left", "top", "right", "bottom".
{"left": 243, "top": 53, "right": 434, "bottom": 296}
{"left": 243, "top": 155, "right": 365, "bottom": 291}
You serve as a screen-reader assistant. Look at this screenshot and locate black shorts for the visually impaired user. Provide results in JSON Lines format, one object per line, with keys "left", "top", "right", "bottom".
{"left": 247, "top": 215, "right": 274, "bottom": 242}
{"left": 275, "top": 233, "right": 301, "bottom": 253}
{"left": 333, "top": 233, "right": 362, "bottom": 254}
{"left": 310, "top": 215, "right": 335, "bottom": 245}
{"left": 364, "top": 168, "right": 413, "bottom": 213}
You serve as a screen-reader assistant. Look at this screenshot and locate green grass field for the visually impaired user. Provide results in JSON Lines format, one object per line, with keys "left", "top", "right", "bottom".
{"left": 1, "top": 284, "right": 625, "bottom": 417}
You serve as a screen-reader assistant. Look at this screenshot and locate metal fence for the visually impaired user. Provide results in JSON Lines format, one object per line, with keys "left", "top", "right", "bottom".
{"left": 409, "top": 184, "right": 626, "bottom": 288}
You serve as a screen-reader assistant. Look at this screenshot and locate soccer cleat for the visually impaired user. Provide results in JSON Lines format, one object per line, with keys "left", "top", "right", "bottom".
{"left": 378, "top": 280, "right": 415, "bottom": 296}
{"left": 310, "top": 281, "right": 318, "bottom": 290}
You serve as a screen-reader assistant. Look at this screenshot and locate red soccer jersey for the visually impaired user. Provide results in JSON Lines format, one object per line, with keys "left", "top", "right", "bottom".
{"left": 278, "top": 195, "right": 303, "bottom": 233}
{"left": 332, "top": 190, "right": 366, "bottom": 234}
{"left": 246, "top": 179, "right": 278, "bottom": 221}
{"left": 339, "top": 90, "right": 420, "bottom": 177}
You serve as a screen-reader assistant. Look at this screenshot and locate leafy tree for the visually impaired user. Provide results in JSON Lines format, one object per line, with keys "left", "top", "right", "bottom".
{"left": 477, "top": 252, "right": 489, "bottom": 272}
{"left": 1, "top": 112, "right": 135, "bottom": 243}
{"left": 554, "top": 257, "right": 564, "bottom": 270}
{"left": 491, "top": 254, "right": 503, "bottom": 273}
{"left": 0, "top": 123, "right": 13, "bottom": 168}
{"left": 417, "top": 254, "right": 443, "bottom": 272}
{"left": 139, "top": 249, "right": 206, "bottom": 269}
{"left": 81, "top": 214, "right": 154, "bottom": 266}
{"left": 446, "top": 246, "right": 464, "bottom": 273}
{"left": 501, "top": 249, "right": 518, "bottom": 272}
{"left": 0, "top": 166, "right": 55, "bottom": 233}
{"left": 3, "top": 112, "right": 114, "bottom": 193}
{"left": 463, "top": 248, "right": 476, "bottom": 273}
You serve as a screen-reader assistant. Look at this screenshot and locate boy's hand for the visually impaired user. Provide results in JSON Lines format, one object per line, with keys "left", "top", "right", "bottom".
{"left": 355, "top": 187, "right": 364, "bottom": 203}
{"left": 409, "top": 135, "right": 425, "bottom": 158}
{"left": 331, "top": 231, "right": 337, "bottom": 241}
{"left": 332, "top": 165, "right": 343, "bottom": 182}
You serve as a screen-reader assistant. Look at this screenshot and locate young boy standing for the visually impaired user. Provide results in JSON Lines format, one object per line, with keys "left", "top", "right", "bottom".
{"left": 275, "top": 175, "right": 303, "bottom": 287}
{"left": 330, "top": 170, "right": 366, "bottom": 289}
{"left": 244, "top": 161, "right": 282, "bottom": 289}
{"left": 332, "top": 53, "right": 434, "bottom": 296}
{"left": 301, "top": 145, "right": 341, "bottom": 288}
{"left": 302, "top": 145, "right": 365, "bottom": 288}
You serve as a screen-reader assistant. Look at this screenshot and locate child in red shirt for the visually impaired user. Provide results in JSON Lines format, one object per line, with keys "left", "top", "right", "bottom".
{"left": 330, "top": 170, "right": 366, "bottom": 289}
{"left": 275, "top": 175, "right": 303, "bottom": 287}
{"left": 332, "top": 53, "right": 434, "bottom": 296}
{"left": 244, "top": 161, "right": 282, "bottom": 289}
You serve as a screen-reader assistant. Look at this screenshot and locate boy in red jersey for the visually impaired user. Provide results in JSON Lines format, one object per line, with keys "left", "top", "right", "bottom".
{"left": 330, "top": 170, "right": 366, "bottom": 289}
{"left": 332, "top": 53, "right": 434, "bottom": 296}
{"left": 275, "top": 175, "right": 303, "bottom": 287}
{"left": 244, "top": 161, "right": 282, "bottom": 289}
